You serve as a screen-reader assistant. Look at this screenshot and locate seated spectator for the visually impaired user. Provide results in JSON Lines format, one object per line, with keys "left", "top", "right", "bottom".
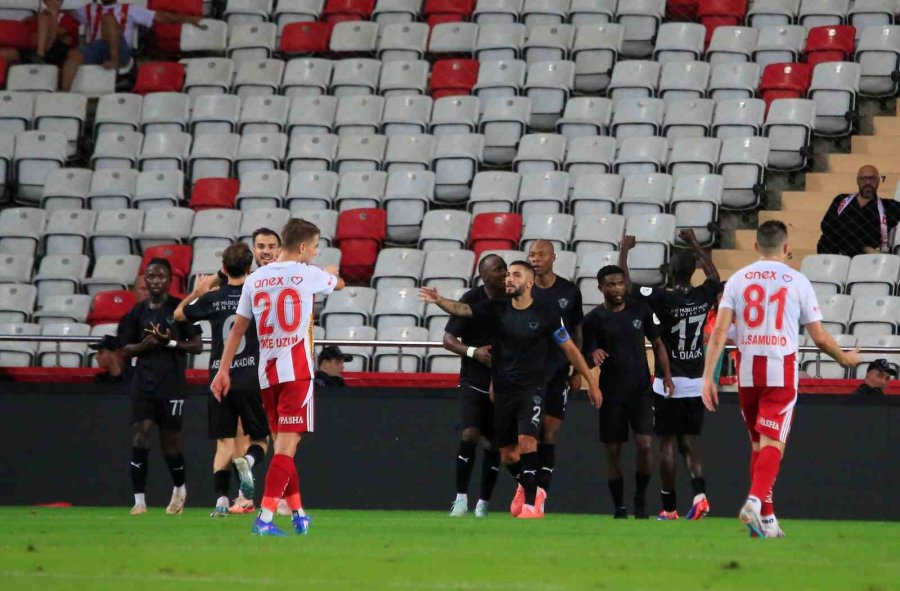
{"left": 0, "top": 0, "right": 79, "bottom": 68}
{"left": 850, "top": 359, "right": 897, "bottom": 396}
{"left": 90, "top": 334, "right": 129, "bottom": 384}
{"left": 817, "top": 165, "right": 900, "bottom": 256}
{"left": 59, "top": 0, "right": 205, "bottom": 91}
{"left": 314, "top": 346, "right": 352, "bottom": 387}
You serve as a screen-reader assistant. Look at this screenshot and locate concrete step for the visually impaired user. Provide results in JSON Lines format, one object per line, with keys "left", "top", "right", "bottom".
{"left": 828, "top": 153, "right": 900, "bottom": 174}
{"left": 804, "top": 172, "right": 900, "bottom": 194}
{"left": 781, "top": 191, "right": 834, "bottom": 212}
{"left": 758, "top": 209, "right": 821, "bottom": 233}
{"left": 734, "top": 228, "right": 820, "bottom": 251}
{"left": 851, "top": 136, "right": 900, "bottom": 154}
{"left": 873, "top": 117, "right": 900, "bottom": 136}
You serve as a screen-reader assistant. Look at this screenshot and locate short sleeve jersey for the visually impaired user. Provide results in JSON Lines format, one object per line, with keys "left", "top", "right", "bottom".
{"left": 444, "top": 287, "right": 498, "bottom": 391}
{"left": 582, "top": 300, "right": 660, "bottom": 401}
{"left": 469, "top": 298, "right": 567, "bottom": 391}
{"left": 71, "top": 4, "right": 156, "bottom": 44}
{"left": 119, "top": 296, "right": 201, "bottom": 398}
{"left": 532, "top": 275, "right": 583, "bottom": 375}
{"left": 182, "top": 283, "right": 260, "bottom": 390}
{"left": 720, "top": 260, "right": 822, "bottom": 389}
{"left": 236, "top": 261, "right": 337, "bottom": 388}
{"left": 631, "top": 279, "right": 720, "bottom": 379}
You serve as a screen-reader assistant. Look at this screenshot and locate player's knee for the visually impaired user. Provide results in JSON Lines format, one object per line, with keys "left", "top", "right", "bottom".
{"left": 160, "top": 430, "right": 182, "bottom": 454}
{"left": 131, "top": 421, "right": 153, "bottom": 447}
{"left": 517, "top": 435, "right": 537, "bottom": 454}
{"left": 500, "top": 447, "right": 518, "bottom": 465}
{"left": 677, "top": 435, "right": 693, "bottom": 456}
{"left": 65, "top": 48, "right": 84, "bottom": 65}
{"left": 460, "top": 428, "right": 480, "bottom": 444}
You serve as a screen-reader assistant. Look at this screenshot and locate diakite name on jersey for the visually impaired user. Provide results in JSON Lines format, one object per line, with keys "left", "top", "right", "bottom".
{"left": 674, "top": 349, "right": 704, "bottom": 360}
{"left": 260, "top": 335, "right": 300, "bottom": 349}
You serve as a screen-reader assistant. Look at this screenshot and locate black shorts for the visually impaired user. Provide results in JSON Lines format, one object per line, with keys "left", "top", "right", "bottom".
{"left": 652, "top": 396, "right": 705, "bottom": 436}
{"left": 20, "top": 39, "right": 70, "bottom": 66}
{"left": 494, "top": 385, "right": 544, "bottom": 449}
{"left": 458, "top": 383, "right": 494, "bottom": 442}
{"left": 132, "top": 396, "right": 184, "bottom": 431}
{"left": 208, "top": 387, "right": 271, "bottom": 441}
{"left": 544, "top": 367, "right": 570, "bottom": 420}
{"left": 598, "top": 392, "right": 653, "bottom": 443}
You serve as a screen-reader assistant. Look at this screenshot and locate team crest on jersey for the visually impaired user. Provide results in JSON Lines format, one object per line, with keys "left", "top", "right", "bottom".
{"left": 632, "top": 319, "right": 642, "bottom": 330}
{"left": 558, "top": 298, "right": 569, "bottom": 310}
{"left": 529, "top": 321, "right": 539, "bottom": 331}
{"left": 533, "top": 396, "right": 542, "bottom": 405}
{"left": 166, "top": 316, "right": 174, "bottom": 324}
{"left": 640, "top": 286, "right": 653, "bottom": 296}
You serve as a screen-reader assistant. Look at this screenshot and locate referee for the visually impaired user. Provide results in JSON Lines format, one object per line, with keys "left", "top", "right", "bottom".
{"left": 582, "top": 265, "right": 674, "bottom": 519}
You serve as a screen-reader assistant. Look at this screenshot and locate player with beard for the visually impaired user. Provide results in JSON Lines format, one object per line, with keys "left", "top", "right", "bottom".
{"left": 252, "top": 228, "right": 282, "bottom": 267}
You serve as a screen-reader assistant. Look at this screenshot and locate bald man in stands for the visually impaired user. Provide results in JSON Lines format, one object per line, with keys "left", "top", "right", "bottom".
{"left": 817, "top": 165, "right": 900, "bottom": 256}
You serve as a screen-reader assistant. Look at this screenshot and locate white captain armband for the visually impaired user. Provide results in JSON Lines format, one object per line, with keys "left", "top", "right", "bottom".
{"left": 466, "top": 346, "right": 476, "bottom": 358}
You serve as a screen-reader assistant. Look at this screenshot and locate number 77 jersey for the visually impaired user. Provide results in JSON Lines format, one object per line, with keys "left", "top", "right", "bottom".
{"left": 720, "top": 260, "right": 822, "bottom": 388}
{"left": 236, "top": 261, "right": 338, "bottom": 388}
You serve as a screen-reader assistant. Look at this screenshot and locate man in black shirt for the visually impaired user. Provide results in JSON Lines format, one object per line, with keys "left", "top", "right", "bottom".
{"left": 443, "top": 254, "right": 507, "bottom": 518}
{"left": 620, "top": 229, "right": 719, "bottom": 521}
{"left": 582, "top": 264, "right": 673, "bottom": 519}
{"left": 850, "top": 359, "right": 897, "bottom": 396}
{"left": 120, "top": 258, "right": 203, "bottom": 516}
{"left": 421, "top": 261, "right": 601, "bottom": 520}
{"left": 817, "top": 165, "right": 900, "bottom": 256}
{"left": 176, "top": 243, "right": 270, "bottom": 517}
{"left": 90, "top": 334, "right": 128, "bottom": 385}
{"left": 528, "top": 240, "right": 583, "bottom": 500}
{"left": 314, "top": 346, "right": 352, "bottom": 387}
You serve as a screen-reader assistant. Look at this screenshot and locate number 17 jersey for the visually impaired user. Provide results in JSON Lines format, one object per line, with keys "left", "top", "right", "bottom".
{"left": 720, "top": 260, "right": 822, "bottom": 388}
{"left": 236, "top": 261, "right": 337, "bottom": 389}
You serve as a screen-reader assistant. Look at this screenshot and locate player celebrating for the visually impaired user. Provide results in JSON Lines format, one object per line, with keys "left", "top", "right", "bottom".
{"left": 582, "top": 265, "right": 674, "bottom": 519}
{"left": 420, "top": 261, "right": 601, "bottom": 520}
{"left": 120, "top": 259, "right": 203, "bottom": 515}
{"left": 619, "top": 229, "right": 720, "bottom": 521}
{"left": 527, "top": 240, "right": 583, "bottom": 505}
{"left": 212, "top": 219, "right": 344, "bottom": 536}
{"left": 702, "top": 221, "right": 859, "bottom": 538}
{"left": 444, "top": 255, "right": 507, "bottom": 518}
{"left": 252, "top": 227, "right": 282, "bottom": 267}
{"left": 175, "top": 243, "right": 270, "bottom": 517}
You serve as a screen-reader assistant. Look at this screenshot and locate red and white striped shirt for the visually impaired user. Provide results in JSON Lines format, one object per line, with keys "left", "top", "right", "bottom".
{"left": 236, "top": 261, "right": 336, "bottom": 388}
{"left": 720, "top": 260, "right": 822, "bottom": 389}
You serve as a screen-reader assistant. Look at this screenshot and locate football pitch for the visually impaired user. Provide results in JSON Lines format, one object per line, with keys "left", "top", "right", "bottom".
{"left": 1, "top": 508, "right": 898, "bottom": 591}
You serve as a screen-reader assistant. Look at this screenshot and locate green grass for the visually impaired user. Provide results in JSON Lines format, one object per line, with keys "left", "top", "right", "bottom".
{"left": 0, "top": 508, "right": 897, "bottom": 591}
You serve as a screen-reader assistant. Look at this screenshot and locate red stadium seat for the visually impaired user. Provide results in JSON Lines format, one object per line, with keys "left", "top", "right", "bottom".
{"left": 424, "top": 0, "right": 474, "bottom": 22}
{"left": 427, "top": 13, "right": 465, "bottom": 26}
{"left": 140, "top": 245, "right": 193, "bottom": 295}
{"left": 699, "top": 0, "right": 747, "bottom": 43}
{"left": 336, "top": 208, "right": 386, "bottom": 283}
{"left": 0, "top": 57, "right": 6, "bottom": 89}
{"left": 190, "top": 178, "right": 240, "bottom": 211}
{"left": 132, "top": 61, "right": 185, "bottom": 94}
{"left": 322, "top": 0, "right": 375, "bottom": 24}
{"left": 469, "top": 213, "right": 522, "bottom": 252}
{"left": 87, "top": 290, "right": 137, "bottom": 325}
{"left": 153, "top": 22, "right": 183, "bottom": 54}
{"left": 759, "top": 62, "right": 812, "bottom": 107}
{"left": 0, "top": 19, "right": 33, "bottom": 49}
{"left": 280, "top": 21, "right": 332, "bottom": 55}
{"left": 149, "top": 0, "right": 202, "bottom": 15}
{"left": 430, "top": 59, "right": 478, "bottom": 98}
{"left": 804, "top": 25, "right": 856, "bottom": 68}
{"left": 666, "top": 0, "right": 700, "bottom": 21}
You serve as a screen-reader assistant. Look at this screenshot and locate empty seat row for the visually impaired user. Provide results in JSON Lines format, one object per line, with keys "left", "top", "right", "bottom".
{"left": 801, "top": 253, "right": 900, "bottom": 299}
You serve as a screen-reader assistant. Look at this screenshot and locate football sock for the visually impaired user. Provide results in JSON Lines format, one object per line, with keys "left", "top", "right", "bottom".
{"left": 283, "top": 463, "right": 303, "bottom": 513}
{"left": 520, "top": 452, "right": 539, "bottom": 506}
{"left": 245, "top": 444, "right": 265, "bottom": 470}
{"left": 749, "top": 446, "right": 782, "bottom": 502}
{"left": 661, "top": 490, "right": 677, "bottom": 512}
{"left": 130, "top": 447, "right": 149, "bottom": 495}
{"left": 762, "top": 489, "right": 775, "bottom": 517}
{"left": 164, "top": 453, "right": 186, "bottom": 488}
{"left": 455, "top": 441, "right": 478, "bottom": 494}
{"left": 479, "top": 449, "right": 501, "bottom": 502}
{"left": 608, "top": 477, "right": 625, "bottom": 509}
{"left": 213, "top": 470, "right": 230, "bottom": 500}
{"left": 537, "top": 443, "right": 555, "bottom": 493}
{"left": 635, "top": 471, "right": 651, "bottom": 504}
{"left": 750, "top": 449, "right": 759, "bottom": 481}
{"left": 260, "top": 454, "right": 293, "bottom": 523}
{"left": 134, "top": 493, "right": 145, "bottom": 506}
{"left": 505, "top": 460, "right": 523, "bottom": 484}
{"left": 216, "top": 496, "right": 229, "bottom": 508}
{"left": 691, "top": 477, "right": 706, "bottom": 497}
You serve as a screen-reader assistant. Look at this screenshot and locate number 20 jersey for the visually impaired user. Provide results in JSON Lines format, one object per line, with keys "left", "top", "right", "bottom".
{"left": 237, "top": 261, "right": 337, "bottom": 388}
{"left": 720, "top": 260, "right": 822, "bottom": 389}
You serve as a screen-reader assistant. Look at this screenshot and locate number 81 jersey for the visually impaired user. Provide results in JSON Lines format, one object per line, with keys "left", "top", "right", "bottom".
{"left": 237, "top": 261, "right": 338, "bottom": 388}
{"left": 720, "top": 260, "right": 822, "bottom": 388}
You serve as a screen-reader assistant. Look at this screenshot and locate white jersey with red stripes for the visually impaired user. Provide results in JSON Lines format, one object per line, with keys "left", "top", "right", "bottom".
{"left": 720, "top": 260, "right": 822, "bottom": 389}
{"left": 236, "top": 261, "right": 337, "bottom": 388}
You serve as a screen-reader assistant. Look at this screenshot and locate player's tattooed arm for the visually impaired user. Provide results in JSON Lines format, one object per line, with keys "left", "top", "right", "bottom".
{"left": 418, "top": 287, "right": 473, "bottom": 317}
{"left": 680, "top": 229, "right": 720, "bottom": 283}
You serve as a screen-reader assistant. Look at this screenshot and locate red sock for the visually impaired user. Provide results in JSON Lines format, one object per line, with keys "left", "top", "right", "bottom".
{"left": 283, "top": 463, "right": 303, "bottom": 512}
{"left": 750, "top": 446, "right": 782, "bottom": 502}
{"left": 750, "top": 449, "right": 759, "bottom": 482}
{"left": 262, "top": 454, "right": 294, "bottom": 513}
{"left": 762, "top": 488, "right": 775, "bottom": 517}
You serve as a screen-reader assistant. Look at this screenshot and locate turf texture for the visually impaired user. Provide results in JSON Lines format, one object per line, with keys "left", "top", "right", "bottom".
{"left": 0, "top": 507, "right": 898, "bottom": 591}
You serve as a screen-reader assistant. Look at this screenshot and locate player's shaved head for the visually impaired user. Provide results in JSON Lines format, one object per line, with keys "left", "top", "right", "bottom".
{"left": 479, "top": 254, "right": 508, "bottom": 293}
{"left": 527, "top": 240, "right": 557, "bottom": 279}
{"left": 478, "top": 254, "right": 505, "bottom": 274}
{"left": 857, "top": 164, "right": 880, "bottom": 199}
{"left": 530, "top": 239, "right": 555, "bottom": 254}
{"left": 756, "top": 220, "right": 788, "bottom": 255}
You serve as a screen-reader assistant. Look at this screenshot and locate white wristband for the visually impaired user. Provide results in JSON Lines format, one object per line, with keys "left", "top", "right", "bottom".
{"left": 166, "top": 341, "right": 177, "bottom": 349}
{"left": 466, "top": 346, "right": 476, "bottom": 358}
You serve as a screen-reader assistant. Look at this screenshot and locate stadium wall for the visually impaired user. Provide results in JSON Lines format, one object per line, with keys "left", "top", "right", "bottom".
{"left": 2, "top": 384, "right": 898, "bottom": 521}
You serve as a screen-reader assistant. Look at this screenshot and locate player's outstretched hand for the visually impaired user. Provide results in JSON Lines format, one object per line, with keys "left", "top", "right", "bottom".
{"left": 620, "top": 234, "right": 636, "bottom": 251}
{"left": 473, "top": 345, "right": 492, "bottom": 366}
{"left": 194, "top": 273, "right": 218, "bottom": 294}
{"left": 701, "top": 378, "right": 718, "bottom": 412}
{"left": 418, "top": 286, "right": 440, "bottom": 304}
{"left": 840, "top": 347, "right": 862, "bottom": 368}
{"left": 663, "top": 376, "right": 676, "bottom": 398}
{"left": 591, "top": 348, "right": 609, "bottom": 367}
{"left": 210, "top": 371, "right": 230, "bottom": 401}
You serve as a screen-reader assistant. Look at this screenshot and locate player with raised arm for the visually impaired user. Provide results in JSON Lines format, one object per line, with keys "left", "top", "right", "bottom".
{"left": 421, "top": 261, "right": 601, "bottom": 520}
{"left": 619, "top": 229, "right": 720, "bottom": 521}
{"left": 211, "top": 219, "right": 345, "bottom": 536}
{"left": 702, "top": 221, "right": 860, "bottom": 538}
{"left": 444, "top": 255, "right": 507, "bottom": 518}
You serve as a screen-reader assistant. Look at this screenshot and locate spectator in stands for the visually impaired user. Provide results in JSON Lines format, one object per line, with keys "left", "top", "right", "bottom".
{"left": 817, "top": 165, "right": 900, "bottom": 256}
{"left": 850, "top": 359, "right": 897, "bottom": 396}
{"left": 0, "top": 0, "right": 78, "bottom": 68}
{"left": 132, "top": 275, "right": 149, "bottom": 304}
{"left": 90, "top": 334, "right": 128, "bottom": 384}
{"left": 314, "top": 346, "right": 351, "bottom": 387}
{"left": 58, "top": 0, "right": 206, "bottom": 91}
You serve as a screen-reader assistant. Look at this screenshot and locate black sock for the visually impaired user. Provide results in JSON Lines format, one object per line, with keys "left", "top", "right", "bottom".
{"left": 608, "top": 477, "right": 624, "bottom": 509}
{"left": 164, "top": 453, "right": 186, "bottom": 487}
{"left": 520, "top": 452, "right": 539, "bottom": 506}
{"left": 131, "top": 447, "right": 149, "bottom": 494}
{"left": 245, "top": 444, "right": 265, "bottom": 472}
{"left": 213, "top": 470, "right": 231, "bottom": 499}
{"left": 479, "top": 449, "right": 501, "bottom": 501}
{"left": 661, "top": 489, "right": 677, "bottom": 512}
{"left": 537, "top": 443, "right": 555, "bottom": 493}
{"left": 505, "top": 460, "right": 523, "bottom": 484}
{"left": 455, "top": 441, "right": 477, "bottom": 495}
{"left": 635, "top": 472, "right": 651, "bottom": 504}
{"left": 691, "top": 477, "right": 707, "bottom": 497}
